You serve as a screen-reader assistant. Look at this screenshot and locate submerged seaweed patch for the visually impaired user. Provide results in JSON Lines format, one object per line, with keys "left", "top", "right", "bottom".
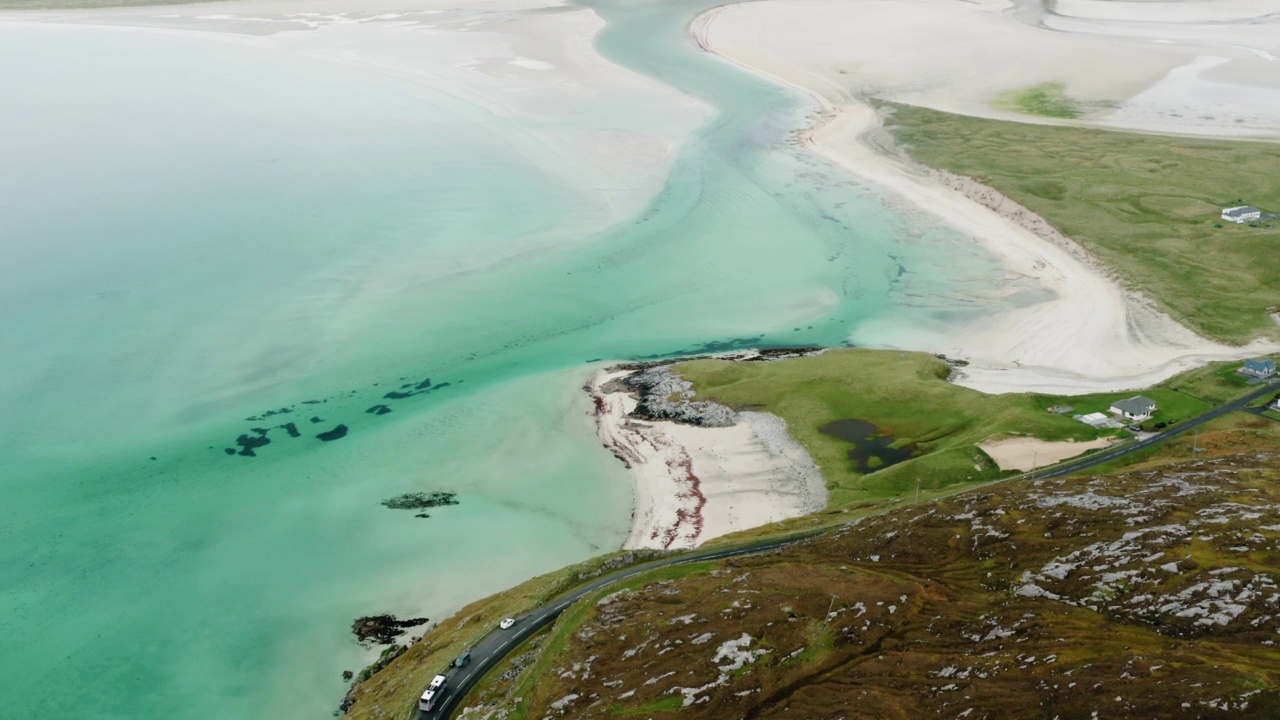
{"left": 223, "top": 374, "right": 456, "bottom": 457}
{"left": 317, "top": 424, "right": 349, "bottom": 442}
{"left": 381, "top": 491, "right": 459, "bottom": 518}
{"left": 635, "top": 336, "right": 765, "bottom": 361}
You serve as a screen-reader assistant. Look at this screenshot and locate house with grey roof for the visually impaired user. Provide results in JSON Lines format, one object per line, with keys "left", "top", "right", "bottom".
{"left": 1222, "top": 206, "right": 1262, "bottom": 224}
{"left": 1241, "top": 358, "right": 1277, "bottom": 380}
{"left": 1109, "top": 395, "right": 1157, "bottom": 422}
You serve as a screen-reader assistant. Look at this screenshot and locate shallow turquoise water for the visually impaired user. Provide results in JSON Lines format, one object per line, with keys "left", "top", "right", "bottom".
{"left": 0, "top": 3, "right": 1011, "bottom": 719}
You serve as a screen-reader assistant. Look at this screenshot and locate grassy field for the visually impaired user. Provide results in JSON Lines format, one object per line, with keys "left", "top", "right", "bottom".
{"left": 1028, "top": 386, "right": 1212, "bottom": 431}
{"left": 882, "top": 103, "right": 1280, "bottom": 345}
{"left": 674, "top": 349, "right": 1115, "bottom": 506}
{"left": 1164, "top": 357, "right": 1271, "bottom": 404}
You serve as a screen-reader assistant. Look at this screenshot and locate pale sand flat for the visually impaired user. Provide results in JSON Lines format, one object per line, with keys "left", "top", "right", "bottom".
{"left": 2, "top": 0, "right": 707, "bottom": 240}
{"left": 698, "top": 0, "right": 1280, "bottom": 395}
{"left": 979, "top": 436, "right": 1115, "bottom": 472}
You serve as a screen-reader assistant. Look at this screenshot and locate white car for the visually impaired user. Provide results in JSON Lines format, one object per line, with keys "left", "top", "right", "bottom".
{"left": 499, "top": 617, "right": 516, "bottom": 630}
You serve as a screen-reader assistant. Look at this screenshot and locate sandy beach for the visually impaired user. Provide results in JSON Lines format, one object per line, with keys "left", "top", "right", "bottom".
{"left": 588, "top": 369, "right": 827, "bottom": 550}
{"left": 698, "top": 0, "right": 1280, "bottom": 395}
{"left": 979, "top": 436, "right": 1115, "bottom": 472}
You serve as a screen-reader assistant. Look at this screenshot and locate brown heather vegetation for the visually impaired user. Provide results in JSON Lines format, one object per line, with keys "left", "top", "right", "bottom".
{"left": 458, "top": 425, "right": 1280, "bottom": 720}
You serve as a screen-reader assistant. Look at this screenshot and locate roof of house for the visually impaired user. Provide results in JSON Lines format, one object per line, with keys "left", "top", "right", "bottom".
{"left": 1223, "top": 206, "right": 1261, "bottom": 216}
{"left": 1111, "top": 395, "right": 1157, "bottom": 414}
{"left": 1244, "top": 358, "right": 1277, "bottom": 372}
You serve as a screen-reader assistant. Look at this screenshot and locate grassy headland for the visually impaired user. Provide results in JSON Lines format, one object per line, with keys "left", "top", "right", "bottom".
{"left": 671, "top": 349, "right": 1236, "bottom": 506}
{"left": 882, "top": 103, "right": 1280, "bottom": 345}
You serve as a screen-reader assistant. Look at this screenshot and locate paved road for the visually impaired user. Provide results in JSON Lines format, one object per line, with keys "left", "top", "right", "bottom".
{"left": 420, "top": 378, "right": 1280, "bottom": 719}
{"left": 1038, "top": 379, "right": 1279, "bottom": 479}
{"left": 419, "top": 531, "right": 821, "bottom": 719}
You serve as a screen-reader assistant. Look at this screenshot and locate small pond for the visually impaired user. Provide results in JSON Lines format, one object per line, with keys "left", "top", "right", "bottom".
{"left": 819, "top": 418, "right": 917, "bottom": 473}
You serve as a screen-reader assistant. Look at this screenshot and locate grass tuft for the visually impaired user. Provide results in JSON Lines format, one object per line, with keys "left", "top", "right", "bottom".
{"left": 997, "top": 82, "right": 1082, "bottom": 118}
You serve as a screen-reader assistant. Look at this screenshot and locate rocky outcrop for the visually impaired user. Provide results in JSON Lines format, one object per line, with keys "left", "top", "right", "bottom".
{"left": 605, "top": 366, "right": 737, "bottom": 427}
{"left": 351, "top": 614, "right": 428, "bottom": 646}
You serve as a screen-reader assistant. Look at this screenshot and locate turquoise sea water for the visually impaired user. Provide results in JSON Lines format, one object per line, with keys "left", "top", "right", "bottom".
{"left": 0, "top": 2, "right": 1015, "bottom": 718}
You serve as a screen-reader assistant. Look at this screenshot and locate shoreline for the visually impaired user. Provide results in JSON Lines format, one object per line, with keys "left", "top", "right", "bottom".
{"left": 586, "top": 361, "right": 827, "bottom": 550}
{"left": 693, "top": 2, "right": 1279, "bottom": 395}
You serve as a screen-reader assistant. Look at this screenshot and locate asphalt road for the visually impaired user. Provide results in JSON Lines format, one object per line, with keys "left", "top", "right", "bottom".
{"left": 419, "top": 531, "right": 820, "bottom": 719}
{"left": 1037, "top": 379, "right": 1279, "bottom": 479}
{"left": 419, "top": 377, "right": 1279, "bottom": 719}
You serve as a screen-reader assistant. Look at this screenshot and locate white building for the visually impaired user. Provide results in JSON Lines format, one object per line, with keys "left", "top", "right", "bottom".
{"left": 1110, "top": 396, "right": 1157, "bottom": 422}
{"left": 1241, "top": 358, "right": 1277, "bottom": 379}
{"left": 1222, "top": 206, "right": 1262, "bottom": 224}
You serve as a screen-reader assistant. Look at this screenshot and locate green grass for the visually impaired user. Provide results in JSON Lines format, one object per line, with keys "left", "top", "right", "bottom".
{"left": 882, "top": 103, "right": 1280, "bottom": 344}
{"left": 675, "top": 349, "right": 1110, "bottom": 506}
{"left": 613, "top": 697, "right": 685, "bottom": 715}
{"left": 995, "top": 82, "right": 1084, "bottom": 119}
{"left": 1031, "top": 387, "right": 1212, "bottom": 430}
{"left": 1164, "top": 358, "right": 1265, "bottom": 404}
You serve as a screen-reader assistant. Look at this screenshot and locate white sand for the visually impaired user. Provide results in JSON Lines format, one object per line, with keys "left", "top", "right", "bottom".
{"left": 979, "top": 436, "right": 1115, "bottom": 472}
{"left": 588, "top": 370, "right": 827, "bottom": 550}
{"left": 699, "top": 0, "right": 1280, "bottom": 138}
{"left": 5, "top": 0, "right": 706, "bottom": 238}
{"left": 698, "top": 0, "right": 1280, "bottom": 395}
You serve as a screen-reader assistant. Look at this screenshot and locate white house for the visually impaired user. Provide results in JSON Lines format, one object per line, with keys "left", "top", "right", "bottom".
{"left": 1241, "top": 358, "right": 1277, "bottom": 379}
{"left": 1222, "top": 206, "right": 1262, "bottom": 224}
{"left": 1110, "top": 395, "right": 1157, "bottom": 422}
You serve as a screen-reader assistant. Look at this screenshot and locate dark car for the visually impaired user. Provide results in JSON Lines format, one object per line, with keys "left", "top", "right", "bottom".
{"left": 453, "top": 651, "right": 471, "bottom": 668}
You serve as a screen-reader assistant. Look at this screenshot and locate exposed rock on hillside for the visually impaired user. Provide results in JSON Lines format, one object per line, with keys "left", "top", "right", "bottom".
{"left": 464, "top": 452, "right": 1280, "bottom": 719}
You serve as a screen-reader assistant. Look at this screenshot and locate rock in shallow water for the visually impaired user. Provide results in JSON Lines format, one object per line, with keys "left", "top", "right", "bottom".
{"left": 351, "top": 614, "right": 428, "bottom": 646}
